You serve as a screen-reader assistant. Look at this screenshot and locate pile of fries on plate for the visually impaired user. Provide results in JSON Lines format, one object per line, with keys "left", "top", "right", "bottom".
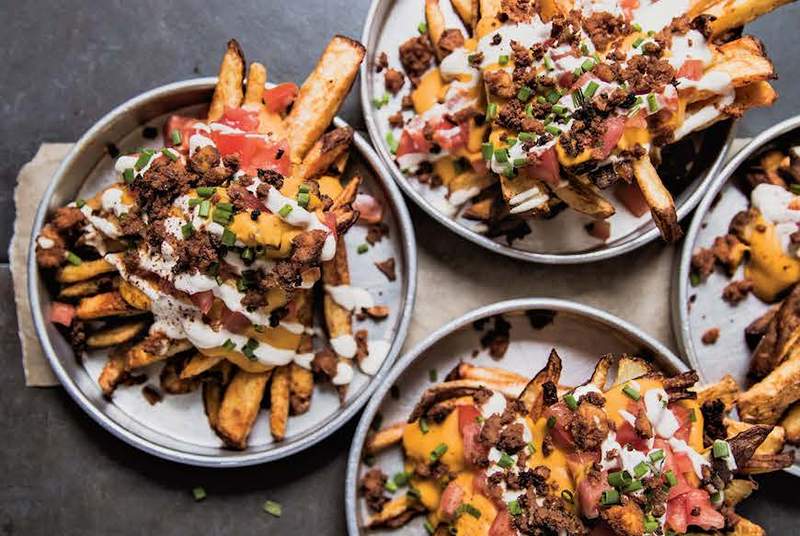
{"left": 34, "top": 36, "right": 403, "bottom": 449}
{"left": 374, "top": 0, "right": 792, "bottom": 242}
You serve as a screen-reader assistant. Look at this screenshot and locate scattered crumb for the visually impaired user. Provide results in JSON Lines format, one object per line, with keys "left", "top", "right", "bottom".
{"left": 526, "top": 309, "right": 556, "bottom": 330}
{"left": 354, "top": 330, "right": 369, "bottom": 362}
{"left": 701, "top": 328, "right": 720, "bottom": 345}
{"left": 364, "top": 305, "right": 390, "bottom": 320}
{"left": 366, "top": 223, "right": 389, "bottom": 245}
{"left": 375, "top": 258, "right": 396, "bottom": 281}
{"left": 480, "top": 315, "right": 511, "bottom": 359}
{"left": 375, "top": 51, "right": 388, "bottom": 73}
{"left": 142, "top": 384, "right": 163, "bottom": 405}
{"left": 722, "top": 279, "right": 753, "bottom": 305}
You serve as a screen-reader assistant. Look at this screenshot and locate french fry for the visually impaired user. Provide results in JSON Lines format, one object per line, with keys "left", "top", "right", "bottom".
{"left": 632, "top": 156, "right": 683, "bottom": 242}
{"left": 203, "top": 381, "right": 224, "bottom": 432}
{"left": 118, "top": 279, "right": 151, "bottom": 310}
{"left": 724, "top": 479, "right": 757, "bottom": 507}
{"left": 216, "top": 369, "right": 271, "bottom": 449}
{"left": 449, "top": 362, "right": 529, "bottom": 384}
{"left": 553, "top": 175, "right": 616, "bottom": 219}
{"left": 243, "top": 62, "right": 267, "bottom": 107}
{"left": 450, "top": 0, "right": 478, "bottom": 32}
{"left": 296, "top": 126, "right": 354, "bottom": 181}
{"left": 779, "top": 402, "right": 800, "bottom": 444}
{"left": 728, "top": 517, "right": 767, "bottom": 536}
{"left": 365, "top": 422, "right": 405, "bottom": 454}
{"left": 614, "top": 355, "right": 654, "bottom": 386}
{"left": 160, "top": 356, "right": 201, "bottom": 395}
{"left": 738, "top": 353, "right": 800, "bottom": 424}
{"left": 208, "top": 39, "right": 245, "bottom": 122}
{"left": 76, "top": 291, "right": 139, "bottom": 320}
{"left": 588, "top": 354, "right": 614, "bottom": 389}
{"left": 285, "top": 35, "right": 365, "bottom": 159}
{"left": 323, "top": 235, "right": 353, "bottom": 401}
{"left": 289, "top": 290, "right": 315, "bottom": 415}
{"left": 725, "top": 418, "right": 786, "bottom": 455}
{"left": 694, "top": 374, "right": 740, "bottom": 411}
{"left": 500, "top": 174, "right": 551, "bottom": 217}
{"left": 703, "top": 0, "right": 795, "bottom": 37}
{"left": 425, "top": 0, "right": 446, "bottom": 60}
{"left": 749, "top": 286, "right": 800, "bottom": 379}
{"left": 86, "top": 321, "right": 146, "bottom": 349}
{"left": 125, "top": 333, "right": 193, "bottom": 370}
{"left": 270, "top": 365, "right": 290, "bottom": 441}
{"left": 179, "top": 353, "right": 223, "bottom": 379}
{"left": 98, "top": 346, "right": 130, "bottom": 397}
{"left": 518, "top": 349, "right": 562, "bottom": 420}
{"left": 58, "top": 276, "right": 118, "bottom": 299}
{"left": 476, "top": 0, "right": 502, "bottom": 38}
{"left": 57, "top": 259, "right": 116, "bottom": 284}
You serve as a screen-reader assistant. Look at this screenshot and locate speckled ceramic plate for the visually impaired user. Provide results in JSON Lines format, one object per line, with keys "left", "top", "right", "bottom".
{"left": 29, "top": 78, "right": 417, "bottom": 467}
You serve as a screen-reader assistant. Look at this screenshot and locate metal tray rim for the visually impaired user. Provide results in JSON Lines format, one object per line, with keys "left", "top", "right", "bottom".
{"left": 344, "top": 297, "right": 686, "bottom": 534}
{"left": 28, "top": 77, "right": 418, "bottom": 468}
{"left": 359, "top": 0, "right": 736, "bottom": 265}
{"left": 673, "top": 113, "right": 800, "bottom": 478}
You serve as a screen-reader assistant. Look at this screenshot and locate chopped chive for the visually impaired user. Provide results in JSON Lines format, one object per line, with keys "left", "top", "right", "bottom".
{"left": 65, "top": 251, "right": 82, "bottom": 266}
{"left": 546, "top": 90, "right": 561, "bottom": 104}
{"left": 564, "top": 394, "right": 578, "bottom": 411}
{"left": 161, "top": 148, "right": 178, "bottom": 161}
{"left": 710, "top": 491, "right": 723, "bottom": 504}
{"left": 572, "top": 67, "right": 583, "bottom": 78}
{"left": 713, "top": 439, "right": 730, "bottom": 459}
{"left": 689, "top": 408, "right": 697, "bottom": 422}
{"left": 221, "top": 228, "right": 236, "bottom": 247}
{"left": 122, "top": 168, "right": 135, "bottom": 184}
{"left": 242, "top": 338, "right": 259, "bottom": 360}
{"left": 634, "top": 461, "right": 649, "bottom": 478}
{"left": 545, "top": 125, "right": 561, "bottom": 137}
{"left": 198, "top": 200, "right": 211, "bottom": 218}
{"left": 494, "top": 148, "right": 509, "bottom": 164}
{"left": 644, "top": 515, "right": 659, "bottom": 533}
{"left": 385, "top": 131, "right": 399, "bottom": 154}
{"left": 180, "top": 222, "right": 194, "bottom": 239}
{"left": 278, "top": 204, "right": 293, "bottom": 218}
{"left": 262, "top": 500, "right": 282, "bottom": 517}
{"left": 419, "top": 417, "right": 429, "bottom": 434}
{"left": 134, "top": 152, "right": 152, "bottom": 171}
{"left": 600, "top": 488, "right": 619, "bottom": 505}
{"left": 75, "top": 198, "right": 86, "bottom": 208}
{"left": 196, "top": 186, "right": 216, "bottom": 197}
{"left": 222, "top": 339, "right": 236, "bottom": 351}
{"left": 650, "top": 449, "right": 665, "bottom": 463}
{"left": 508, "top": 499, "right": 522, "bottom": 516}
{"left": 237, "top": 276, "right": 248, "bottom": 292}
{"left": 580, "top": 42, "right": 591, "bottom": 56}
{"left": 518, "top": 132, "right": 536, "bottom": 142}
{"left": 547, "top": 415, "right": 557, "bottom": 429}
{"left": 633, "top": 37, "right": 645, "bottom": 48}
{"left": 552, "top": 104, "right": 567, "bottom": 116}
{"left": 627, "top": 104, "right": 642, "bottom": 118}
{"left": 632, "top": 22, "right": 642, "bottom": 32}
{"left": 513, "top": 157, "right": 528, "bottom": 168}
{"left": 393, "top": 471, "right": 411, "bottom": 487}
{"left": 790, "top": 183, "right": 800, "bottom": 195}
{"left": 216, "top": 202, "right": 233, "bottom": 212}
{"left": 622, "top": 384, "right": 641, "bottom": 401}
{"left": 502, "top": 165, "right": 515, "bottom": 178}
{"left": 607, "top": 470, "right": 631, "bottom": 488}
{"left": 690, "top": 272, "right": 701, "bottom": 287}
{"left": 241, "top": 247, "right": 255, "bottom": 261}
{"left": 296, "top": 192, "right": 310, "bottom": 208}
{"left": 527, "top": 442, "right": 536, "bottom": 455}
{"left": 188, "top": 198, "right": 202, "bottom": 207}
{"left": 429, "top": 369, "right": 438, "bottom": 382}
{"left": 525, "top": 102, "right": 534, "bottom": 117}
{"left": 170, "top": 130, "right": 182, "bottom": 145}
{"left": 418, "top": 22, "right": 427, "bottom": 34}
{"left": 423, "top": 520, "right": 436, "bottom": 534}
{"left": 664, "top": 470, "right": 677, "bottom": 487}
{"left": 506, "top": 137, "right": 517, "bottom": 147}
{"left": 517, "top": 86, "right": 532, "bottom": 102}
{"left": 581, "top": 58, "right": 595, "bottom": 72}
{"left": 648, "top": 30, "right": 655, "bottom": 36}
{"left": 497, "top": 452, "right": 514, "bottom": 469}
{"left": 384, "top": 479, "right": 398, "bottom": 492}
{"left": 544, "top": 54, "right": 554, "bottom": 71}
{"left": 406, "top": 487, "right": 422, "bottom": 501}
{"left": 624, "top": 479, "right": 643, "bottom": 493}
{"left": 481, "top": 142, "right": 494, "bottom": 161}
{"left": 192, "top": 486, "right": 207, "bottom": 501}
{"left": 457, "top": 503, "right": 481, "bottom": 519}
{"left": 584, "top": 81, "right": 600, "bottom": 99}
{"left": 373, "top": 93, "right": 390, "bottom": 109}
{"left": 486, "top": 102, "right": 498, "bottom": 121}
{"left": 213, "top": 209, "right": 232, "bottom": 225}
{"left": 430, "top": 443, "right": 448, "bottom": 462}
{"left": 498, "top": 54, "right": 509, "bottom": 65}
{"left": 357, "top": 243, "right": 369, "bottom": 254}
{"left": 561, "top": 490, "right": 574, "bottom": 503}
{"left": 298, "top": 184, "right": 310, "bottom": 194}
{"left": 647, "top": 93, "right": 659, "bottom": 113}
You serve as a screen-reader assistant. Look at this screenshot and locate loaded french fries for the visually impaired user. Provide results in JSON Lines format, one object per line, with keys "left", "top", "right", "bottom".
{"left": 35, "top": 37, "right": 397, "bottom": 449}
{"left": 375, "top": 0, "right": 793, "bottom": 243}
{"left": 360, "top": 353, "right": 792, "bottom": 535}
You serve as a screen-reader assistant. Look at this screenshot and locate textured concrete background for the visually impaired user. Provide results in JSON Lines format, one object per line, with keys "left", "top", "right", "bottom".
{"left": 2, "top": 0, "right": 800, "bottom": 534}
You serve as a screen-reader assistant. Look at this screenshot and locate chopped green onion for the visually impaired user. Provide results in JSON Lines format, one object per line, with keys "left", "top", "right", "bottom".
{"left": 600, "top": 488, "right": 620, "bottom": 506}
{"left": 216, "top": 202, "right": 233, "bottom": 212}
{"left": 429, "top": 369, "right": 438, "bottom": 382}
{"left": 221, "top": 228, "right": 237, "bottom": 247}
{"left": 664, "top": 470, "right": 677, "bottom": 488}
{"left": 689, "top": 408, "right": 697, "bottom": 422}
{"left": 525, "top": 102, "right": 534, "bottom": 117}
{"left": 430, "top": 443, "right": 448, "bottom": 462}
{"left": 384, "top": 479, "right": 398, "bottom": 493}
{"left": 222, "top": 339, "right": 236, "bottom": 351}
{"left": 171, "top": 130, "right": 182, "bottom": 145}
{"left": 581, "top": 59, "right": 595, "bottom": 72}
{"left": 546, "top": 90, "right": 561, "bottom": 104}
{"left": 552, "top": 104, "right": 567, "bottom": 116}
{"left": 386, "top": 131, "right": 399, "bottom": 154}
{"left": 373, "top": 93, "right": 390, "bottom": 109}
{"left": 423, "top": 520, "right": 436, "bottom": 534}
{"left": 571, "top": 91, "right": 583, "bottom": 108}
{"left": 197, "top": 186, "right": 216, "bottom": 197}
{"left": 134, "top": 152, "right": 153, "bottom": 171}
{"left": 564, "top": 394, "right": 578, "bottom": 411}
{"left": 212, "top": 208, "right": 232, "bottom": 225}
{"left": 297, "top": 192, "right": 310, "bottom": 208}
{"left": 393, "top": 471, "right": 411, "bottom": 487}
{"left": 419, "top": 417, "right": 429, "bottom": 434}
{"left": 357, "top": 243, "right": 369, "bottom": 254}
{"left": 481, "top": 142, "right": 494, "bottom": 161}
{"left": 580, "top": 42, "right": 591, "bottom": 55}
{"left": 713, "top": 439, "right": 730, "bottom": 459}
{"left": 242, "top": 338, "right": 259, "bottom": 360}
{"left": 494, "top": 148, "right": 509, "bottom": 164}
{"left": 622, "top": 384, "right": 641, "bottom": 401}
{"left": 188, "top": 197, "right": 202, "bottom": 207}
{"left": 790, "top": 184, "right": 800, "bottom": 195}
{"left": 497, "top": 452, "right": 515, "bottom": 469}
{"left": 633, "top": 37, "right": 645, "bottom": 48}
{"left": 278, "top": 204, "right": 293, "bottom": 218}
{"left": 198, "top": 200, "right": 211, "bottom": 218}
{"left": 690, "top": 272, "right": 701, "bottom": 287}
{"left": 506, "top": 137, "right": 517, "bottom": 147}
{"left": 237, "top": 276, "right": 248, "bottom": 292}
{"left": 573, "top": 67, "right": 583, "bottom": 78}
{"left": 584, "top": 81, "right": 600, "bottom": 99}
{"left": 298, "top": 184, "right": 310, "bottom": 194}
{"left": 547, "top": 415, "right": 557, "bottom": 429}
{"left": 262, "top": 500, "right": 282, "bottom": 517}
{"left": 181, "top": 222, "right": 194, "bottom": 239}
{"left": 75, "top": 198, "right": 86, "bottom": 209}
{"left": 65, "top": 251, "right": 82, "bottom": 266}
{"left": 561, "top": 490, "right": 574, "bottom": 503}
{"left": 486, "top": 102, "right": 498, "bottom": 121}
{"left": 192, "top": 486, "right": 207, "bottom": 501}
{"left": 518, "top": 132, "right": 536, "bottom": 142}
{"left": 527, "top": 442, "right": 536, "bottom": 455}
{"left": 710, "top": 491, "right": 723, "bottom": 504}
{"left": 241, "top": 247, "right": 255, "bottom": 261}
{"left": 647, "top": 93, "right": 659, "bottom": 113}
{"left": 545, "top": 125, "right": 561, "bottom": 136}
{"left": 123, "top": 168, "right": 135, "bottom": 184}
{"left": 634, "top": 461, "right": 649, "bottom": 478}
{"left": 161, "top": 148, "right": 178, "bottom": 161}
{"left": 498, "top": 54, "right": 509, "bottom": 65}
{"left": 513, "top": 158, "right": 528, "bottom": 168}
{"left": 607, "top": 470, "right": 632, "bottom": 488}
{"left": 517, "top": 86, "right": 532, "bottom": 102}
{"left": 507, "top": 499, "right": 523, "bottom": 516}
{"left": 544, "top": 54, "right": 554, "bottom": 70}
{"left": 501, "top": 166, "right": 515, "bottom": 178}
{"left": 650, "top": 449, "right": 665, "bottom": 463}
{"left": 624, "top": 479, "right": 643, "bottom": 493}
{"left": 632, "top": 22, "right": 642, "bottom": 32}
{"left": 407, "top": 487, "right": 422, "bottom": 501}
{"left": 418, "top": 22, "right": 427, "bottom": 34}
{"left": 644, "top": 515, "right": 659, "bottom": 533}
{"left": 457, "top": 504, "right": 482, "bottom": 519}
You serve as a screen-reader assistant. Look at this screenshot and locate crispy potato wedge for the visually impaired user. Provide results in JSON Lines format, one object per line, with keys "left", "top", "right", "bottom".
{"left": 518, "top": 349, "right": 562, "bottom": 420}
{"left": 739, "top": 452, "right": 795, "bottom": 474}
{"left": 289, "top": 362, "right": 314, "bottom": 415}
{"left": 269, "top": 365, "right": 290, "bottom": 441}
{"left": 296, "top": 126, "right": 354, "bottom": 181}
{"left": 76, "top": 291, "right": 139, "bottom": 320}
{"left": 160, "top": 357, "right": 201, "bottom": 395}
{"left": 118, "top": 279, "right": 152, "bottom": 310}
{"left": 588, "top": 354, "right": 614, "bottom": 390}
{"left": 57, "top": 258, "right": 116, "bottom": 284}
{"left": 476, "top": 0, "right": 502, "bottom": 38}
{"left": 285, "top": 35, "right": 365, "bottom": 159}
{"left": 728, "top": 517, "right": 766, "bottom": 536}
{"left": 614, "top": 355, "right": 654, "bottom": 386}
{"left": 725, "top": 418, "right": 786, "bottom": 455}
{"left": 500, "top": 174, "right": 551, "bottom": 218}
{"left": 58, "top": 275, "right": 118, "bottom": 299}
{"left": 695, "top": 374, "right": 740, "bottom": 412}
{"left": 125, "top": 333, "right": 193, "bottom": 370}
{"left": 704, "top": 0, "right": 795, "bottom": 36}
{"left": 553, "top": 175, "right": 616, "bottom": 219}
{"left": 726, "top": 81, "right": 778, "bottom": 117}
{"left": 98, "top": 346, "right": 130, "bottom": 397}
{"left": 203, "top": 380, "right": 224, "bottom": 432}
{"left": 451, "top": 0, "right": 478, "bottom": 32}
{"left": 367, "top": 497, "right": 419, "bottom": 529}
{"left": 208, "top": 39, "right": 245, "bottom": 122}
{"left": 724, "top": 479, "right": 757, "bottom": 507}
{"left": 216, "top": 369, "right": 271, "bottom": 449}
{"left": 749, "top": 285, "right": 800, "bottom": 379}
{"left": 86, "top": 321, "right": 146, "bottom": 349}
{"left": 632, "top": 156, "right": 682, "bottom": 242}
{"left": 739, "top": 351, "right": 800, "bottom": 423}
{"left": 779, "top": 402, "right": 800, "bottom": 445}
{"left": 425, "top": 0, "right": 447, "bottom": 60}
{"left": 365, "top": 422, "right": 405, "bottom": 455}
{"left": 243, "top": 61, "right": 267, "bottom": 107}
{"left": 179, "top": 353, "right": 224, "bottom": 379}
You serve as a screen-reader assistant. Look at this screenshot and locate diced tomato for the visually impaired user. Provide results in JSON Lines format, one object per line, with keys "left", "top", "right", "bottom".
{"left": 263, "top": 83, "right": 299, "bottom": 115}
{"left": 209, "top": 132, "right": 291, "bottom": 176}
{"left": 620, "top": 0, "right": 639, "bottom": 19}
{"left": 432, "top": 119, "right": 469, "bottom": 153}
{"left": 667, "top": 489, "right": 724, "bottom": 532}
{"left": 458, "top": 405, "right": 487, "bottom": 466}
{"left": 396, "top": 118, "right": 432, "bottom": 157}
{"left": 599, "top": 116, "right": 626, "bottom": 159}
{"left": 323, "top": 212, "right": 338, "bottom": 240}
{"left": 576, "top": 470, "right": 610, "bottom": 519}
{"left": 488, "top": 509, "right": 516, "bottom": 536}
{"left": 615, "top": 421, "right": 651, "bottom": 452}
{"left": 587, "top": 220, "right": 611, "bottom": 241}
{"left": 438, "top": 480, "right": 465, "bottom": 520}
{"left": 543, "top": 402, "right": 576, "bottom": 450}
{"left": 189, "top": 290, "right": 215, "bottom": 315}
{"left": 559, "top": 71, "right": 576, "bottom": 89}
{"left": 625, "top": 111, "right": 648, "bottom": 130}
{"left": 221, "top": 307, "right": 251, "bottom": 334}
{"left": 669, "top": 403, "right": 693, "bottom": 443}
{"left": 653, "top": 439, "right": 694, "bottom": 500}
{"left": 353, "top": 193, "right": 383, "bottom": 225}
{"left": 614, "top": 182, "right": 650, "bottom": 218}
{"left": 521, "top": 147, "right": 561, "bottom": 189}
{"left": 394, "top": 131, "right": 417, "bottom": 158}
{"left": 677, "top": 59, "right": 705, "bottom": 81}
{"left": 666, "top": 494, "right": 689, "bottom": 533}
{"left": 163, "top": 114, "right": 201, "bottom": 153}
{"left": 49, "top": 301, "right": 76, "bottom": 327}
{"left": 218, "top": 107, "right": 260, "bottom": 132}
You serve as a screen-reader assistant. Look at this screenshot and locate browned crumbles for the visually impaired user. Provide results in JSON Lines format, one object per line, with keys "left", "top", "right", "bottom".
{"left": 582, "top": 12, "right": 630, "bottom": 51}
{"left": 366, "top": 222, "right": 389, "bottom": 245}
{"left": 484, "top": 69, "right": 516, "bottom": 98}
{"left": 500, "top": 0, "right": 535, "bottom": 23}
{"left": 359, "top": 468, "right": 389, "bottom": 513}
{"left": 702, "top": 327, "right": 721, "bottom": 345}
{"left": 383, "top": 68, "right": 405, "bottom": 94}
{"left": 374, "top": 257, "right": 396, "bottom": 281}
{"left": 374, "top": 51, "right": 388, "bottom": 73}
{"left": 722, "top": 279, "right": 754, "bottom": 304}
{"left": 398, "top": 35, "right": 434, "bottom": 85}
{"left": 691, "top": 246, "right": 716, "bottom": 280}
{"left": 387, "top": 111, "right": 404, "bottom": 128}
{"left": 437, "top": 29, "right": 465, "bottom": 58}
{"left": 311, "top": 347, "right": 337, "bottom": 380}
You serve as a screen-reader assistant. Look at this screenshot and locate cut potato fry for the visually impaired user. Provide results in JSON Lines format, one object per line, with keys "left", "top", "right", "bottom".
{"left": 76, "top": 291, "right": 139, "bottom": 320}
{"left": 724, "top": 479, "right": 757, "bottom": 507}
{"left": 98, "top": 346, "right": 130, "bottom": 397}
{"left": 738, "top": 353, "right": 800, "bottom": 424}
{"left": 614, "top": 355, "right": 654, "bottom": 386}
{"left": 704, "top": 0, "right": 795, "bottom": 36}
{"left": 695, "top": 374, "right": 740, "bottom": 411}
{"left": 180, "top": 353, "right": 224, "bottom": 379}
{"left": 518, "top": 349, "right": 562, "bottom": 420}
{"left": 86, "top": 321, "right": 146, "bottom": 349}
{"left": 588, "top": 354, "right": 614, "bottom": 390}
{"left": 118, "top": 279, "right": 152, "bottom": 310}
{"left": 243, "top": 62, "right": 267, "bottom": 107}
{"left": 553, "top": 175, "right": 616, "bottom": 219}
{"left": 269, "top": 365, "right": 290, "bottom": 441}
{"left": 450, "top": 0, "right": 478, "bottom": 32}
{"left": 208, "top": 39, "right": 245, "bottom": 122}
{"left": 779, "top": 402, "right": 800, "bottom": 444}
{"left": 160, "top": 357, "right": 201, "bottom": 395}
{"left": 632, "top": 156, "right": 682, "bottom": 242}
{"left": 125, "top": 333, "right": 193, "bottom": 370}
{"left": 728, "top": 517, "right": 766, "bottom": 536}
{"left": 725, "top": 418, "right": 786, "bottom": 455}
{"left": 449, "top": 362, "right": 529, "bottom": 384}
{"left": 476, "top": 0, "right": 502, "bottom": 38}
{"left": 425, "top": 0, "right": 446, "bottom": 60}
{"left": 285, "top": 35, "right": 365, "bottom": 159}
{"left": 58, "top": 276, "right": 118, "bottom": 299}
{"left": 365, "top": 422, "right": 405, "bottom": 455}
{"left": 216, "top": 369, "right": 271, "bottom": 450}
{"left": 749, "top": 285, "right": 800, "bottom": 379}
{"left": 203, "top": 380, "right": 224, "bottom": 433}
{"left": 57, "top": 259, "right": 116, "bottom": 284}
{"left": 296, "top": 126, "right": 354, "bottom": 181}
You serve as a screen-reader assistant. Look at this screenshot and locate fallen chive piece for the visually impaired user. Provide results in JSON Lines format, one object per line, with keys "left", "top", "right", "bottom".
{"left": 429, "top": 369, "right": 438, "bottom": 382}
{"left": 481, "top": 142, "right": 494, "bottom": 161}
{"left": 790, "top": 183, "right": 800, "bottom": 195}
{"left": 664, "top": 470, "right": 677, "bottom": 487}
{"left": 419, "top": 417, "right": 429, "bottom": 434}
{"left": 607, "top": 470, "right": 628, "bottom": 488}
{"left": 581, "top": 58, "right": 595, "bottom": 72}
{"left": 297, "top": 192, "right": 310, "bottom": 208}
{"left": 564, "top": 394, "right": 578, "bottom": 411}
{"left": 690, "top": 272, "right": 701, "bottom": 287}
{"left": 134, "top": 152, "right": 153, "bottom": 171}
{"left": 357, "top": 243, "right": 369, "bottom": 254}
{"left": 572, "top": 67, "right": 583, "bottom": 78}
{"left": 634, "top": 461, "right": 649, "bottom": 478}
{"left": 171, "top": 129, "right": 182, "bottom": 145}
{"left": 386, "top": 131, "right": 399, "bottom": 154}
{"left": 430, "top": 443, "right": 448, "bottom": 462}
{"left": 161, "top": 148, "right": 178, "bottom": 161}
{"left": 525, "top": 102, "right": 534, "bottom": 117}
{"left": 486, "top": 102, "right": 498, "bottom": 121}
{"left": 393, "top": 471, "right": 411, "bottom": 487}
{"left": 502, "top": 166, "right": 516, "bottom": 178}
{"left": 498, "top": 54, "right": 509, "bottom": 65}
{"left": 633, "top": 37, "right": 645, "bottom": 48}
{"left": 385, "top": 479, "right": 398, "bottom": 493}
{"left": 527, "top": 442, "right": 536, "bottom": 455}
{"left": 241, "top": 247, "right": 255, "bottom": 261}
{"left": 580, "top": 42, "right": 591, "bottom": 55}
{"left": 66, "top": 251, "right": 82, "bottom": 266}
{"left": 517, "top": 86, "right": 532, "bottom": 102}
{"left": 552, "top": 104, "right": 567, "bottom": 116}
{"left": 508, "top": 499, "right": 522, "bottom": 516}
{"left": 647, "top": 93, "right": 659, "bottom": 112}
{"left": 236, "top": 277, "right": 248, "bottom": 292}
{"left": 545, "top": 125, "right": 561, "bottom": 137}
{"left": 650, "top": 449, "right": 665, "bottom": 463}
{"left": 263, "top": 500, "right": 282, "bottom": 517}
{"left": 216, "top": 202, "right": 233, "bottom": 212}
{"left": 494, "top": 148, "right": 509, "bottom": 164}
{"left": 423, "top": 520, "right": 436, "bottom": 534}
{"left": 497, "top": 452, "right": 514, "bottom": 469}
{"left": 632, "top": 22, "right": 642, "bottom": 32}
{"left": 221, "top": 228, "right": 236, "bottom": 247}
{"left": 222, "top": 339, "right": 236, "bottom": 351}
{"left": 278, "top": 204, "right": 293, "bottom": 218}
{"left": 198, "top": 200, "right": 211, "bottom": 218}
{"left": 197, "top": 186, "right": 216, "bottom": 197}
{"left": 457, "top": 504, "right": 481, "bottom": 519}
{"left": 622, "top": 384, "right": 641, "bottom": 401}
{"left": 547, "top": 415, "right": 557, "bottom": 429}
{"left": 561, "top": 490, "right": 574, "bottom": 503}
{"left": 506, "top": 137, "right": 517, "bottom": 147}
{"left": 298, "top": 184, "right": 310, "bottom": 194}
{"left": 583, "top": 81, "right": 599, "bottom": 99}
{"left": 181, "top": 222, "right": 194, "bottom": 239}
{"left": 418, "top": 22, "right": 427, "bottom": 34}
{"left": 188, "top": 197, "right": 202, "bottom": 207}
{"left": 689, "top": 408, "right": 697, "bottom": 422}
{"left": 242, "top": 338, "right": 259, "bottom": 360}
{"left": 123, "top": 168, "right": 135, "bottom": 184}
{"left": 192, "top": 486, "right": 207, "bottom": 501}
{"left": 373, "top": 93, "right": 390, "bottom": 109}
{"left": 600, "top": 489, "right": 619, "bottom": 506}
{"left": 713, "top": 439, "right": 730, "bottom": 459}
{"left": 212, "top": 208, "right": 232, "bottom": 225}
{"left": 518, "top": 132, "right": 536, "bottom": 142}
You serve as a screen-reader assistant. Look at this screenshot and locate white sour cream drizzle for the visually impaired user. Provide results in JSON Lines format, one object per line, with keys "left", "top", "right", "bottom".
{"left": 644, "top": 388, "right": 680, "bottom": 438}
{"left": 330, "top": 334, "right": 357, "bottom": 358}
{"left": 477, "top": 18, "right": 553, "bottom": 67}
{"left": 359, "top": 339, "right": 391, "bottom": 375}
{"left": 325, "top": 284, "right": 374, "bottom": 311}
{"left": 633, "top": 0, "right": 690, "bottom": 33}
{"left": 333, "top": 361, "right": 355, "bottom": 385}
{"left": 751, "top": 183, "right": 800, "bottom": 255}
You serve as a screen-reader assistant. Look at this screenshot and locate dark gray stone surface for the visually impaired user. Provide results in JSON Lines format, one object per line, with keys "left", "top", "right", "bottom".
{"left": 2, "top": 1, "right": 800, "bottom": 534}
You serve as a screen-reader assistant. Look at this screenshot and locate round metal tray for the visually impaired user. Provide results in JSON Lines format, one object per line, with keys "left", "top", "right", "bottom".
{"left": 360, "top": 0, "right": 735, "bottom": 264}
{"left": 28, "top": 78, "right": 417, "bottom": 467}
{"left": 673, "top": 114, "right": 800, "bottom": 477}
{"left": 345, "top": 298, "right": 685, "bottom": 534}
